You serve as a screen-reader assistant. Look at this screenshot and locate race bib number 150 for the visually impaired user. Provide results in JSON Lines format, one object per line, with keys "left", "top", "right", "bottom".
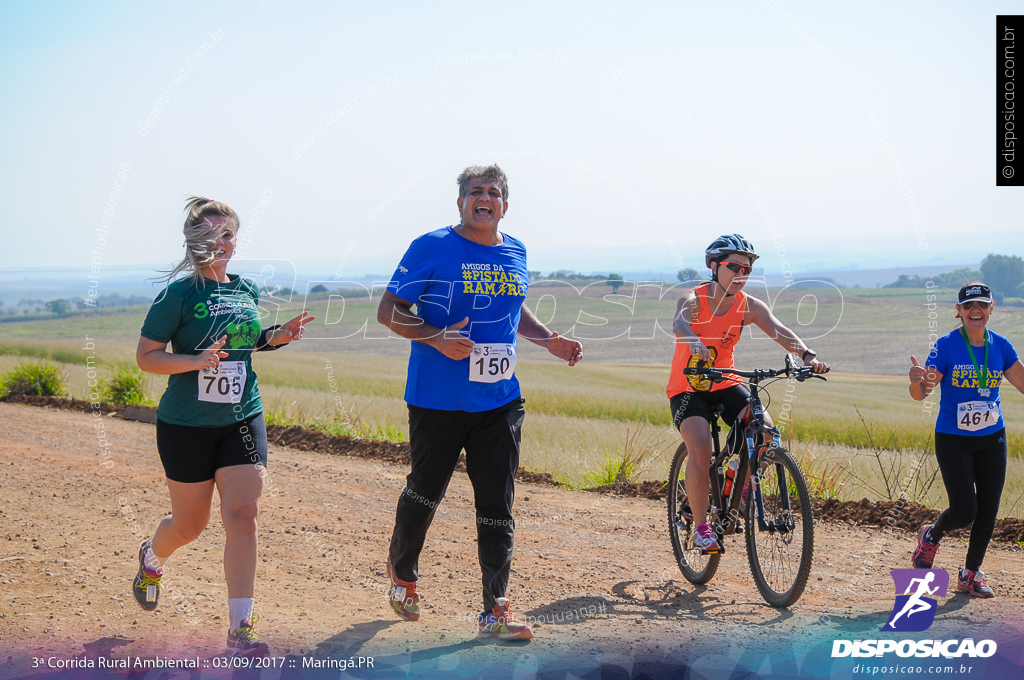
{"left": 198, "top": 361, "right": 247, "bottom": 403}
{"left": 469, "top": 343, "right": 517, "bottom": 383}
{"left": 957, "top": 400, "right": 999, "bottom": 432}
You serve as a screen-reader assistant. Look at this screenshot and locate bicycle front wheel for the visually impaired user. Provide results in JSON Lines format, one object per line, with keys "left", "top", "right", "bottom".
{"left": 667, "top": 441, "right": 720, "bottom": 584}
{"left": 744, "top": 447, "right": 813, "bottom": 607}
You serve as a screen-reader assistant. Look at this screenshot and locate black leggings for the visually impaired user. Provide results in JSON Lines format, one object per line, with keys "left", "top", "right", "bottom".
{"left": 930, "top": 429, "right": 1007, "bottom": 571}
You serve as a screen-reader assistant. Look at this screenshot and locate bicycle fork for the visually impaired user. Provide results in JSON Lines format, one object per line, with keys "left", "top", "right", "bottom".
{"left": 745, "top": 425, "right": 787, "bottom": 532}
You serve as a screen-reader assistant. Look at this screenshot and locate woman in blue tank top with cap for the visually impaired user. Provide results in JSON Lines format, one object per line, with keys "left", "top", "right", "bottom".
{"left": 908, "top": 282, "right": 1024, "bottom": 598}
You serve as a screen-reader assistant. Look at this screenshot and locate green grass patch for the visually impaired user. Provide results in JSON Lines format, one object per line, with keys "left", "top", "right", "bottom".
{"left": 0, "top": 360, "right": 68, "bottom": 397}
{"left": 581, "top": 420, "right": 674, "bottom": 487}
{"left": 99, "top": 363, "right": 154, "bottom": 406}
{"left": 264, "top": 404, "right": 404, "bottom": 443}
{"left": 583, "top": 451, "right": 638, "bottom": 487}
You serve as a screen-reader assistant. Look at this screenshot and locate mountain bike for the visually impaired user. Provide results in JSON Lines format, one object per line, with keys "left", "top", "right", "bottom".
{"left": 666, "top": 355, "right": 826, "bottom": 607}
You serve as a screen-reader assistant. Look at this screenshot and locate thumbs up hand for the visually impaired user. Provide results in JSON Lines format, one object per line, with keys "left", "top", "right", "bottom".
{"left": 909, "top": 355, "right": 927, "bottom": 384}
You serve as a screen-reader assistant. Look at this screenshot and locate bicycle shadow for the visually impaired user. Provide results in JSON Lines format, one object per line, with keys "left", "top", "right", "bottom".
{"left": 601, "top": 578, "right": 805, "bottom": 626}
{"left": 522, "top": 595, "right": 612, "bottom": 626}
{"left": 605, "top": 579, "right": 780, "bottom": 620}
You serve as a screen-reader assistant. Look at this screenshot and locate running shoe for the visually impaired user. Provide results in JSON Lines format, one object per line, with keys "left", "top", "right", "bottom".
{"left": 912, "top": 524, "right": 940, "bottom": 569}
{"left": 693, "top": 522, "right": 721, "bottom": 553}
{"left": 227, "top": 614, "right": 271, "bottom": 656}
{"left": 132, "top": 540, "right": 162, "bottom": 611}
{"left": 478, "top": 597, "right": 533, "bottom": 640}
{"left": 387, "top": 560, "right": 421, "bottom": 621}
{"left": 957, "top": 569, "right": 994, "bottom": 598}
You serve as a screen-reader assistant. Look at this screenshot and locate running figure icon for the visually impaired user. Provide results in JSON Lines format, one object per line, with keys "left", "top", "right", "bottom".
{"left": 887, "top": 572, "right": 939, "bottom": 628}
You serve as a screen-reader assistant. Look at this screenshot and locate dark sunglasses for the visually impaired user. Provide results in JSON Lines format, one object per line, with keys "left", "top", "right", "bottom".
{"left": 720, "top": 261, "right": 753, "bottom": 275}
{"left": 959, "top": 300, "right": 991, "bottom": 310}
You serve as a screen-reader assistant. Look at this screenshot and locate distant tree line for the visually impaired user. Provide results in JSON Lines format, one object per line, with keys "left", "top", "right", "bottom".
{"left": 528, "top": 270, "right": 613, "bottom": 282}
{"left": 76, "top": 293, "right": 152, "bottom": 309}
{"left": 1, "top": 294, "right": 153, "bottom": 319}
{"left": 885, "top": 267, "right": 982, "bottom": 290}
{"left": 528, "top": 271, "right": 627, "bottom": 292}
{"left": 885, "top": 254, "right": 1024, "bottom": 302}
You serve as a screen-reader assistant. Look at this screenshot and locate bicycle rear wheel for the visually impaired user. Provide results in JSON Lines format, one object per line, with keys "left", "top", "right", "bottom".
{"left": 744, "top": 446, "right": 813, "bottom": 607}
{"left": 667, "top": 441, "right": 720, "bottom": 584}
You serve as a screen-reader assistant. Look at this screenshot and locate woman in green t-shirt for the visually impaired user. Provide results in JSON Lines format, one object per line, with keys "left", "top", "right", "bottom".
{"left": 134, "top": 196, "right": 314, "bottom": 656}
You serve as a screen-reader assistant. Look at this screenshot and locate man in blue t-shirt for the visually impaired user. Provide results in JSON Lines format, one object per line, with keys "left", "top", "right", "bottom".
{"left": 377, "top": 164, "right": 583, "bottom": 640}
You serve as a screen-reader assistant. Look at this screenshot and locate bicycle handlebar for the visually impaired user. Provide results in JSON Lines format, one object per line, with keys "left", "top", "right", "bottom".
{"left": 683, "top": 354, "right": 828, "bottom": 383}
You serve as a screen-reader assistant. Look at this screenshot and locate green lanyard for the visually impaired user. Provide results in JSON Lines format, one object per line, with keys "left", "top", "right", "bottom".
{"left": 959, "top": 326, "right": 990, "bottom": 397}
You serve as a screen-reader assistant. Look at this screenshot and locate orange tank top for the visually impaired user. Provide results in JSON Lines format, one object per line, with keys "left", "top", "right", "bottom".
{"left": 666, "top": 283, "right": 747, "bottom": 397}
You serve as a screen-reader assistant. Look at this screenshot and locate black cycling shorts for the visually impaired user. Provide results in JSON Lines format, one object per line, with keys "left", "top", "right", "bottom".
{"left": 155, "top": 413, "right": 268, "bottom": 483}
{"left": 669, "top": 385, "right": 750, "bottom": 430}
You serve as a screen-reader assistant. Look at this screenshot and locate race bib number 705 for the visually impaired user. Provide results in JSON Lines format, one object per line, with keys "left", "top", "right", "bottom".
{"left": 198, "top": 361, "right": 247, "bottom": 403}
{"left": 957, "top": 400, "right": 999, "bottom": 432}
{"left": 469, "top": 343, "right": 517, "bottom": 383}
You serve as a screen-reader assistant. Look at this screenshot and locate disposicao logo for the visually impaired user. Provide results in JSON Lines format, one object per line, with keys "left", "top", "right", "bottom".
{"left": 831, "top": 569, "right": 997, "bottom": 659}
{"left": 882, "top": 568, "right": 947, "bottom": 632}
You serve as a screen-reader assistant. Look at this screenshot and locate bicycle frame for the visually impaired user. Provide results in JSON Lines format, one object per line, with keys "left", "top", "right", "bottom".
{"left": 689, "top": 355, "right": 824, "bottom": 542}
{"left": 742, "top": 381, "right": 787, "bottom": 534}
{"left": 703, "top": 389, "right": 782, "bottom": 542}
{"left": 671, "top": 355, "right": 825, "bottom": 605}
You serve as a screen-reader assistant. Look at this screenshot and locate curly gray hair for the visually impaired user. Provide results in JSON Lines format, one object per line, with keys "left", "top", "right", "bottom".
{"left": 456, "top": 165, "right": 509, "bottom": 201}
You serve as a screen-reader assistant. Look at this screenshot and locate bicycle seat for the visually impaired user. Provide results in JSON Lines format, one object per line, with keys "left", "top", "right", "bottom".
{"left": 710, "top": 403, "right": 726, "bottom": 417}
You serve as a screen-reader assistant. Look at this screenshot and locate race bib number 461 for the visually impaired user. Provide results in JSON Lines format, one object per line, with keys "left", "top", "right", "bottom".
{"left": 957, "top": 400, "right": 999, "bottom": 432}
{"left": 198, "top": 361, "right": 247, "bottom": 403}
{"left": 469, "top": 343, "right": 516, "bottom": 383}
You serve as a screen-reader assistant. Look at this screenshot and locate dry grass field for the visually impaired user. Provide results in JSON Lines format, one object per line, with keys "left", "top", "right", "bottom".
{"left": 4, "top": 283, "right": 1024, "bottom": 514}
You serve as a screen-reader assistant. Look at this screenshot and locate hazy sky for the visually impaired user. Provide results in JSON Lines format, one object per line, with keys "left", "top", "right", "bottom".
{"left": 1, "top": 1, "right": 1020, "bottom": 280}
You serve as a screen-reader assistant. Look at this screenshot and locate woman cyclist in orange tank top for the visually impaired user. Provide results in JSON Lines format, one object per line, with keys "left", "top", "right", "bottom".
{"left": 667, "top": 234, "right": 830, "bottom": 552}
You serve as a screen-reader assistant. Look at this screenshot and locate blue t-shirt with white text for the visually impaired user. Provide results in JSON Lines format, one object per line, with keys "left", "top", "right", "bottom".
{"left": 388, "top": 226, "right": 529, "bottom": 412}
{"left": 927, "top": 328, "right": 1019, "bottom": 436}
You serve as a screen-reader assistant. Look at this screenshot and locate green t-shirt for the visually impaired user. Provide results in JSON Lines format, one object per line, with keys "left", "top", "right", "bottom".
{"left": 141, "top": 275, "right": 265, "bottom": 427}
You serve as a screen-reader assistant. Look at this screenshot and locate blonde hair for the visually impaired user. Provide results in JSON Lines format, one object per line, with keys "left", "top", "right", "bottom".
{"left": 158, "top": 196, "right": 240, "bottom": 286}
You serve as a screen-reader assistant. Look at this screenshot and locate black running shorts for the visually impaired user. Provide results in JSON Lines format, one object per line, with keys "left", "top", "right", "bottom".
{"left": 155, "top": 413, "right": 268, "bottom": 483}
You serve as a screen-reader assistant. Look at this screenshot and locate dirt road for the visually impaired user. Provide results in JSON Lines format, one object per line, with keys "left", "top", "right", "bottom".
{"left": 1, "top": 402, "right": 1023, "bottom": 678}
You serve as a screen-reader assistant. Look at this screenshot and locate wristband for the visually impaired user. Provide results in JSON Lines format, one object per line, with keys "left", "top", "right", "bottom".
{"left": 256, "top": 325, "right": 284, "bottom": 352}
{"left": 802, "top": 348, "right": 817, "bottom": 362}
